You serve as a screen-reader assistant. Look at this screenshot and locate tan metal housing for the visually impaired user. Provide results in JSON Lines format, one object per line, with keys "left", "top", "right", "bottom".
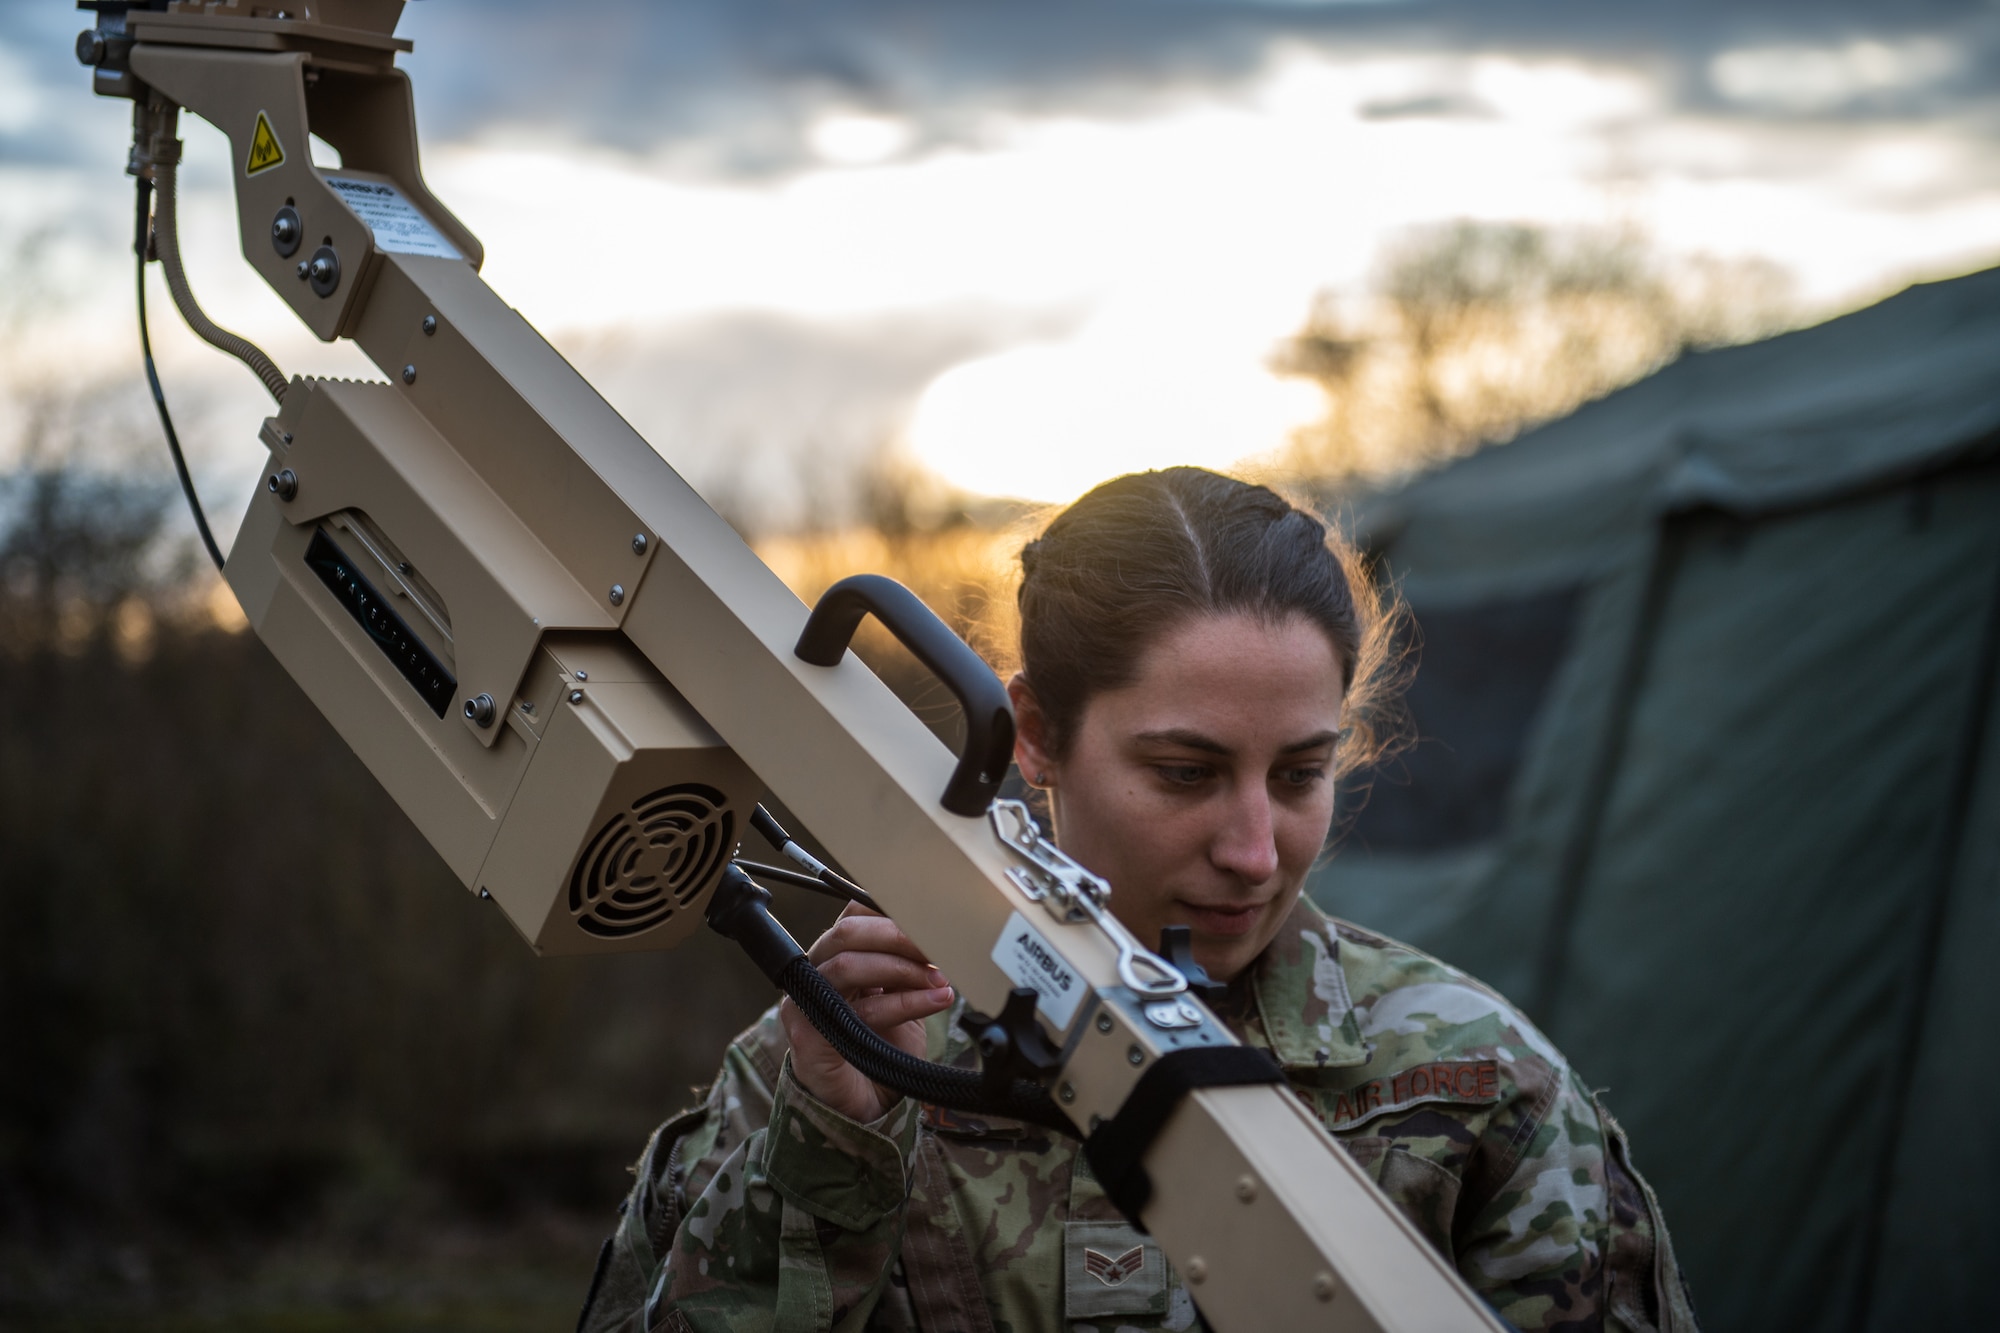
{"left": 89, "top": 3, "right": 1507, "bottom": 1326}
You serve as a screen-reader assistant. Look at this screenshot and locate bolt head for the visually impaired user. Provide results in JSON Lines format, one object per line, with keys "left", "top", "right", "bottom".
{"left": 1096, "top": 1014, "right": 1114, "bottom": 1034}
{"left": 265, "top": 468, "right": 298, "bottom": 502}
{"left": 269, "top": 210, "right": 300, "bottom": 257}
{"left": 296, "top": 261, "right": 310, "bottom": 279}
{"left": 1127, "top": 1045, "right": 1145, "bottom": 1066}
{"left": 401, "top": 364, "right": 417, "bottom": 385}
{"left": 463, "top": 693, "right": 496, "bottom": 727}
{"left": 1313, "top": 1272, "right": 1337, "bottom": 1302}
{"left": 1059, "top": 1082, "right": 1075, "bottom": 1103}
{"left": 1235, "top": 1174, "right": 1258, "bottom": 1203}
{"left": 568, "top": 689, "right": 584, "bottom": 704}
{"left": 422, "top": 314, "right": 437, "bottom": 336}
{"left": 631, "top": 532, "right": 648, "bottom": 555}
{"left": 1186, "top": 1258, "right": 1208, "bottom": 1285}
{"left": 75, "top": 30, "right": 107, "bottom": 66}
{"left": 608, "top": 583, "right": 626, "bottom": 606}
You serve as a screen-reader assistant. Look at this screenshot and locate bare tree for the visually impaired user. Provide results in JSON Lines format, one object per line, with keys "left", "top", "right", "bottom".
{"left": 1272, "top": 222, "right": 1797, "bottom": 482}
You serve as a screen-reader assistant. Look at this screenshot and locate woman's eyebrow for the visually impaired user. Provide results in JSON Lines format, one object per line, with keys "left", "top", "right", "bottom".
{"left": 1133, "top": 727, "right": 1230, "bottom": 755}
{"left": 1131, "top": 728, "right": 1339, "bottom": 755}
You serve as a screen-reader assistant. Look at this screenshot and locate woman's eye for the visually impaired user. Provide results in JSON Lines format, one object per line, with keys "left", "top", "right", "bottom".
{"left": 1280, "top": 766, "right": 1327, "bottom": 789}
{"left": 1155, "top": 764, "right": 1210, "bottom": 786}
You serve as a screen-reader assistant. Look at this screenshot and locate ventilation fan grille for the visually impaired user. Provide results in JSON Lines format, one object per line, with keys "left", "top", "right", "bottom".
{"left": 569, "top": 783, "right": 734, "bottom": 939}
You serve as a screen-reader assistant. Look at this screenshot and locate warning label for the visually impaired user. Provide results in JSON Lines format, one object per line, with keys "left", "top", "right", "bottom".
{"left": 325, "top": 177, "right": 463, "bottom": 260}
{"left": 246, "top": 111, "right": 284, "bottom": 175}
{"left": 991, "top": 911, "right": 1084, "bottom": 1029}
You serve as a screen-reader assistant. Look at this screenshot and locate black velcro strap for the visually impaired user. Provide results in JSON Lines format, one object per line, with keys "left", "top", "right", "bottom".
{"left": 1083, "top": 1045, "right": 1285, "bottom": 1225}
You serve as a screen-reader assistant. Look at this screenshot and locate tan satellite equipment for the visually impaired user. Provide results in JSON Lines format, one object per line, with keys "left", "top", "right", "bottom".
{"left": 75, "top": 3, "right": 1505, "bottom": 1328}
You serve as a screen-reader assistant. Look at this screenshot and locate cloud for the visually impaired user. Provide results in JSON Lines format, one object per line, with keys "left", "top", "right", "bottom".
{"left": 381, "top": 0, "right": 2000, "bottom": 177}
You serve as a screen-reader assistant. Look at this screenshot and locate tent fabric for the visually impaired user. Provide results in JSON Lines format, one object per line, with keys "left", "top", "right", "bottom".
{"left": 1309, "top": 267, "right": 2000, "bottom": 1332}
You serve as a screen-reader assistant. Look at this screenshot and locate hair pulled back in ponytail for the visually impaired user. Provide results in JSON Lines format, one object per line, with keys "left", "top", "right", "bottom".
{"left": 1016, "top": 467, "right": 1402, "bottom": 780}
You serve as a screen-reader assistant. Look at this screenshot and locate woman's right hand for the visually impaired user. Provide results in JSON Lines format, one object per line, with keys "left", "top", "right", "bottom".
{"left": 779, "top": 904, "right": 956, "bottom": 1124}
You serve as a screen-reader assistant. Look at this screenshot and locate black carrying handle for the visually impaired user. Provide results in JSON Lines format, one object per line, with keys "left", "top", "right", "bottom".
{"left": 795, "top": 573, "right": 1015, "bottom": 817}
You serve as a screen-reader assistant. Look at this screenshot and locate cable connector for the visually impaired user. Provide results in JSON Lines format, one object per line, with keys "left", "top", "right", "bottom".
{"left": 127, "top": 91, "right": 180, "bottom": 184}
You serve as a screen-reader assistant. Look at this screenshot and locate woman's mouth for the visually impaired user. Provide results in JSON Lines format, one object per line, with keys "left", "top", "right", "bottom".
{"left": 1180, "top": 901, "right": 1265, "bottom": 938}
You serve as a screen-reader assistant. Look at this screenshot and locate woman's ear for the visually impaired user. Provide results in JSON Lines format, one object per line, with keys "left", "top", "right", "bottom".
{"left": 1008, "top": 672, "right": 1057, "bottom": 788}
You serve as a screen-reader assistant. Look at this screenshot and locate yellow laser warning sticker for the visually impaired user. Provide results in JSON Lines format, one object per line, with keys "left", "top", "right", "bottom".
{"left": 246, "top": 112, "right": 285, "bottom": 175}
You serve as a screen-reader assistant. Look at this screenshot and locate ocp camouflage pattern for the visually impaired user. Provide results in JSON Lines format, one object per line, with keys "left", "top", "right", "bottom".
{"left": 581, "top": 898, "right": 1698, "bottom": 1332}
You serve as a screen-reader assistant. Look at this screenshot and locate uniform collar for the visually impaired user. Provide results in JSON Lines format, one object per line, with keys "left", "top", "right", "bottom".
{"left": 1245, "top": 896, "right": 1372, "bottom": 1071}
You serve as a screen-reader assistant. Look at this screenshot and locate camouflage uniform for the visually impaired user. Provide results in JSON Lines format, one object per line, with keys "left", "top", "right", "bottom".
{"left": 580, "top": 898, "right": 1698, "bottom": 1332}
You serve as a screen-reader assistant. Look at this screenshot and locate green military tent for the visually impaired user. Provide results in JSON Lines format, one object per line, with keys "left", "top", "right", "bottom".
{"left": 1309, "top": 264, "right": 2000, "bottom": 1331}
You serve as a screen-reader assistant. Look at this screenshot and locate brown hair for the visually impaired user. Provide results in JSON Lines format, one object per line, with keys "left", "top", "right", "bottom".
{"left": 1016, "top": 467, "right": 1402, "bottom": 781}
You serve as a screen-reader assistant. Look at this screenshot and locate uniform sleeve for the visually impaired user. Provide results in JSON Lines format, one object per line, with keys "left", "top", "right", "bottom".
{"left": 579, "top": 1006, "right": 923, "bottom": 1333}
{"left": 655, "top": 1056, "right": 920, "bottom": 1332}
{"left": 1453, "top": 1072, "right": 1699, "bottom": 1333}
{"left": 579, "top": 1010, "right": 787, "bottom": 1333}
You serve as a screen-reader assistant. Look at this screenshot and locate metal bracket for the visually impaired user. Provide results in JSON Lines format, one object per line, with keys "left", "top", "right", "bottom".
{"left": 988, "top": 800, "right": 1187, "bottom": 999}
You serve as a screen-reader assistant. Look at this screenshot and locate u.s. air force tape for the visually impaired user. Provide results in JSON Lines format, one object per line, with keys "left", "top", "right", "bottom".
{"left": 1082, "top": 1045, "right": 1286, "bottom": 1225}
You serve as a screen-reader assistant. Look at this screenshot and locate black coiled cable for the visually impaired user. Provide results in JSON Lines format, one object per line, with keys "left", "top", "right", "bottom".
{"left": 706, "top": 865, "right": 1073, "bottom": 1135}
{"left": 774, "top": 953, "right": 1071, "bottom": 1133}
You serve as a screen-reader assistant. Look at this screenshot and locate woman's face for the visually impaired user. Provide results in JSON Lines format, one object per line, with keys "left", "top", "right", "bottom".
{"left": 1011, "top": 611, "right": 1345, "bottom": 984}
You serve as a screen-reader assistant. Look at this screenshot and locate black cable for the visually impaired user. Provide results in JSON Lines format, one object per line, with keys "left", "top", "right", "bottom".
{"left": 706, "top": 866, "right": 1074, "bottom": 1134}
{"left": 135, "top": 175, "right": 224, "bottom": 572}
{"left": 749, "top": 803, "right": 879, "bottom": 912}
{"left": 735, "top": 860, "right": 882, "bottom": 914}
{"left": 775, "top": 953, "right": 1072, "bottom": 1134}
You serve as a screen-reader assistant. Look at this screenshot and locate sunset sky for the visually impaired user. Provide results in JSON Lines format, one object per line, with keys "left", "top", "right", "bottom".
{"left": 3, "top": 0, "right": 1997, "bottom": 533}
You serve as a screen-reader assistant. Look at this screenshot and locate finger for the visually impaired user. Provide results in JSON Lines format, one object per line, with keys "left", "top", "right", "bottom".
{"left": 807, "top": 915, "right": 939, "bottom": 972}
{"left": 850, "top": 984, "right": 956, "bottom": 1031}
{"left": 816, "top": 951, "right": 943, "bottom": 998}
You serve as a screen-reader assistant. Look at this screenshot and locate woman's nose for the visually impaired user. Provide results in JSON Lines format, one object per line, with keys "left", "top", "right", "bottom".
{"left": 1211, "top": 786, "right": 1280, "bottom": 885}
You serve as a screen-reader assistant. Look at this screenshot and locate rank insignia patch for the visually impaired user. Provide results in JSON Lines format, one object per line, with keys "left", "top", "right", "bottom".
{"left": 1085, "top": 1245, "right": 1145, "bottom": 1287}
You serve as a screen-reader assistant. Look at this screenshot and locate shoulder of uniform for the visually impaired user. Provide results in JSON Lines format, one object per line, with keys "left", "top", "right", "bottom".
{"left": 721, "top": 1001, "right": 790, "bottom": 1099}
{"left": 1325, "top": 913, "right": 1572, "bottom": 1081}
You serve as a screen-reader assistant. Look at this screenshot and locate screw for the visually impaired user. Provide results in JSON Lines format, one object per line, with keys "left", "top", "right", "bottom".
{"left": 266, "top": 468, "right": 298, "bottom": 501}
{"left": 306, "top": 246, "right": 340, "bottom": 297}
{"left": 608, "top": 583, "right": 625, "bottom": 606}
{"left": 463, "top": 693, "right": 496, "bottom": 727}
{"left": 75, "top": 30, "right": 107, "bottom": 66}
{"left": 1313, "top": 1272, "right": 1337, "bottom": 1302}
{"left": 1127, "top": 1045, "right": 1144, "bottom": 1066}
{"left": 631, "top": 532, "right": 648, "bottom": 555}
{"left": 1059, "top": 1082, "right": 1075, "bottom": 1104}
{"left": 1186, "top": 1258, "right": 1208, "bottom": 1285}
{"left": 270, "top": 206, "right": 302, "bottom": 258}
{"left": 519, "top": 700, "right": 535, "bottom": 714}
{"left": 1235, "top": 1174, "right": 1258, "bottom": 1203}
{"left": 568, "top": 689, "right": 584, "bottom": 704}
{"left": 401, "top": 364, "right": 416, "bottom": 384}
{"left": 574, "top": 670, "right": 587, "bottom": 681}
{"left": 280, "top": 431, "right": 293, "bottom": 445}
{"left": 296, "top": 261, "right": 309, "bottom": 279}
{"left": 422, "top": 315, "right": 437, "bottom": 336}
{"left": 1096, "top": 1014, "right": 1114, "bottom": 1034}
{"left": 478, "top": 887, "right": 492, "bottom": 901}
